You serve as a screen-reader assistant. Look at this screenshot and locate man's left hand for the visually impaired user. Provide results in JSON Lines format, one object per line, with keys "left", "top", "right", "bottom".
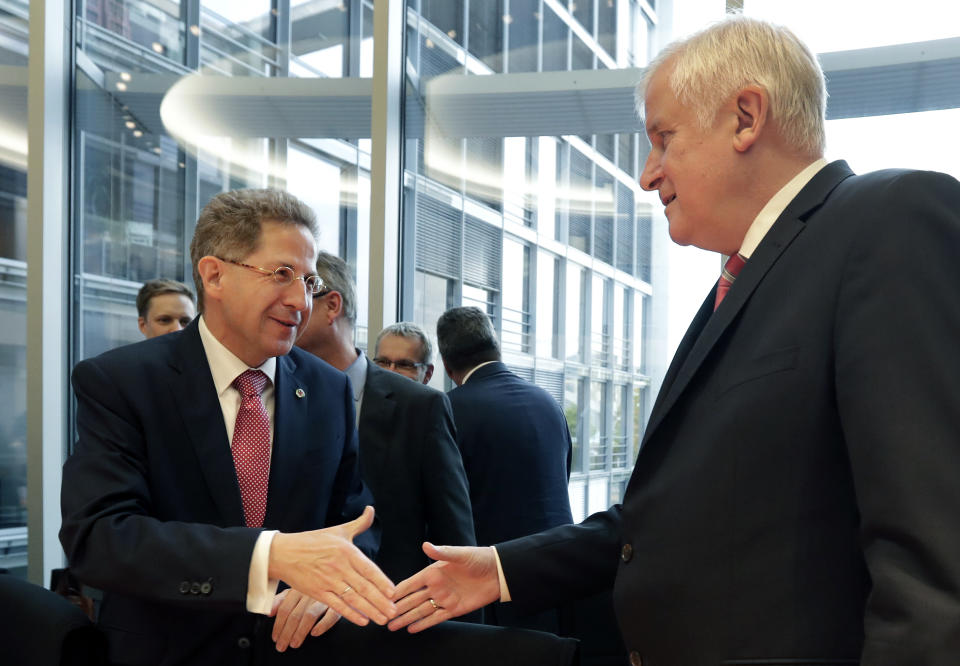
{"left": 270, "top": 588, "right": 341, "bottom": 651}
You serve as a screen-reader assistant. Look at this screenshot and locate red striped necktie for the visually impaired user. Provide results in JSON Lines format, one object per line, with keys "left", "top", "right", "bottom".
{"left": 714, "top": 253, "right": 747, "bottom": 311}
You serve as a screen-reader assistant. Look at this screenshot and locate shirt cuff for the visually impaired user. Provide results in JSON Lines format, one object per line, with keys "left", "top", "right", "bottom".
{"left": 246, "top": 530, "right": 280, "bottom": 614}
{"left": 491, "top": 545, "right": 511, "bottom": 603}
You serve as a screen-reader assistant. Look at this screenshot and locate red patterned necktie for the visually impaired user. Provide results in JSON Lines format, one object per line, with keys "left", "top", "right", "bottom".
{"left": 231, "top": 369, "right": 271, "bottom": 528}
{"left": 714, "top": 253, "right": 747, "bottom": 311}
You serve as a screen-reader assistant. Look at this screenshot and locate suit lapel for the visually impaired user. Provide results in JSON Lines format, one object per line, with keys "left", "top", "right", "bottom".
{"left": 641, "top": 161, "right": 855, "bottom": 449}
{"left": 169, "top": 323, "right": 245, "bottom": 526}
{"left": 358, "top": 362, "right": 397, "bottom": 480}
{"left": 263, "top": 353, "right": 309, "bottom": 526}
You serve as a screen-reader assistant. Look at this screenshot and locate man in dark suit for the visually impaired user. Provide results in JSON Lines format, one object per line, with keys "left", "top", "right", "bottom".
{"left": 389, "top": 16, "right": 960, "bottom": 665}
{"left": 436, "top": 306, "right": 573, "bottom": 632}
{"left": 294, "top": 253, "right": 475, "bottom": 582}
{"left": 60, "top": 189, "right": 397, "bottom": 666}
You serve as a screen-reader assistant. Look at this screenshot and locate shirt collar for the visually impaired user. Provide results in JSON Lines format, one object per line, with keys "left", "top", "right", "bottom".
{"left": 462, "top": 360, "right": 497, "bottom": 385}
{"left": 198, "top": 315, "right": 277, "bottom": 397}
{"left": 344, "top": 349, "right": 367, "bottom": 402}
{"left": 738, "top": 158, "right": 828, "bottom": 259}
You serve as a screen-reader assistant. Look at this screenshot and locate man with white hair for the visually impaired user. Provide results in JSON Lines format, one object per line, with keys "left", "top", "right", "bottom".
{"left": 389, "top": 15, "right": 960, "bottom": 665}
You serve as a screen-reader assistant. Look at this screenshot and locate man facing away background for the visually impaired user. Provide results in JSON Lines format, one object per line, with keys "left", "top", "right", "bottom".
{"left": 294, "top": 251, "right": 476, "bottom": 585}
{"left": 436, "top": 305, "right": 573, "bottom": 633}
{"left": 60, "top": 189, "right": 396, "bottom": 666}
{"left": 389, "top": 15, "right": 960, "bottom": 666}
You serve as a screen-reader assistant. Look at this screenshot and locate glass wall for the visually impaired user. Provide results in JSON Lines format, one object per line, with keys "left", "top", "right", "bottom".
{"left": 403, "top": 0, "right": 658, "bottom": 519}
{"left": 0, "top": 0, "right": 28, "bottom": 575}
{"left": 72, "top": 0, "right": 377, "bottom": 364}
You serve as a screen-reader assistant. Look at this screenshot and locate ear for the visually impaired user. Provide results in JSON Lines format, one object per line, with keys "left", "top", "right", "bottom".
{"left": 732, "top": 85, "right": 768, "bottom": 153}
{"left": 196, "top": 256, "right": 225, "bottom": 304}
{"left": 138, "top": 317, "right": 148, "bottom": 337}
{"left": 324, "top": 291, "right": 344, "bottom": 324}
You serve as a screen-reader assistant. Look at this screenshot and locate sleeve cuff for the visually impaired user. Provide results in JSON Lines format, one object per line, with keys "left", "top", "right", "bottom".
{"left": 246, "top": 530, "right": 280, "bottom": 614}
{"left": 492, "top": 545, "right": 511, "bottom": 603}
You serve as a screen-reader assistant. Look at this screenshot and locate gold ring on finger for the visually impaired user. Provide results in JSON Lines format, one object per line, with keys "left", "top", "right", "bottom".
{"left": 429, "top": 598, "right": 439, "bottom": 610}
{"left": 340, "top": 585, "right": 352, "bottom": 597}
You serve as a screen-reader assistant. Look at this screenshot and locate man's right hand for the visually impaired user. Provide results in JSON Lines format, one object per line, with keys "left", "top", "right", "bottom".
{"left": 387, "top": 542, "right": 501, "bottom": 633}
{"left": 268, "top": 505, "right": 396, "bottom": 626}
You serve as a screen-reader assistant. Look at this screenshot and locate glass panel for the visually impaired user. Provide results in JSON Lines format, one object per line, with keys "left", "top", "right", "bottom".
{"left": 0, "top": 0, "right": 27, "bottom": 575}
{"left": 501, "top": 237, "right": 531, "bottom": 354}
{"left": 590, "top": 273, "right": 609, "bottom": 366}
{"left": 413, "top": 270, "right": 454, "bottom": 391}
{"left": 612, "top": 383, "right": 628, "bottom": 468}
{"left": 613, "top": 282, "right": 627, "bottom": 371}
{"left": 82, "top": 0, "right": 186, "bottom": 64}
{"left": 567, "top": 478, "right": 586, "bottom": 523}
{"left": 564, "top": 375, "right": 583, "bottom": 474}
{"left": 565, "top": 261, "right": 584, "bottom": 362}
{"left": 587, "top": 476, "right": 608, "bottom": 515}
{"left": 589, "top": 379, "right": 606, "bottom": 471}
{"left": 536, "top": 251, "right": 559, "bottom": 358}
{"left": 468, "top": 0, "right": 503, "bottom": 72}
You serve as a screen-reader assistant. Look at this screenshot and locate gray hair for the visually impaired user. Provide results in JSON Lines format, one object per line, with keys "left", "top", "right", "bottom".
{"left": 136, "top": 278, "right": 195, "bottom": 317}
{"left": 375, "top": 322, "right": 433, "bottom": 365}
{"left": 190, "top": 188, "right": 318, "bottom": 312}
{"left": 315, "top": 251, "right": 357, "bottom": 326}
{"left": 436, "top": 306, "right": 500, "bottom": 375}
{"left": 638, "top": 14, "right": 826, "bottom": 157}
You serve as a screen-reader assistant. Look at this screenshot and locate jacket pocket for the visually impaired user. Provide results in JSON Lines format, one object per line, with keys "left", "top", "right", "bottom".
{"left": 716, "top": 345, "right": 799, "bottom": 398}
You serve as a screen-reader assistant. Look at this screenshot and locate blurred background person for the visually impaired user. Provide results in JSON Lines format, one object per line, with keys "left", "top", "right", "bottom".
{"left": 372, "top": 322, "right": 435, "bottom": 385}
{"left": 136, "top": 278, "right": 196, "bottom": 338}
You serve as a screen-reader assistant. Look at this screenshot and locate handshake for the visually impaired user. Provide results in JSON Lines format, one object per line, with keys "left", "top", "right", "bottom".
{"left": 267, "top": 506, "right": 501, "bottom": 652}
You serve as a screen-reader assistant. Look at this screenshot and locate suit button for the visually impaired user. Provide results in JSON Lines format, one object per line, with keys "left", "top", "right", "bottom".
{"left": 629, "top": 650, "right": 642, "bottom": 666}
{"left": 237, "top": 637, "right": 251, "bottom": 649}
{"left": 189, "top": 581, "right": 201, "bottom": 594}
{"left": 179, "top": 581, "right": 190, "bottom": 594}
{"left": 621, "top": 543, "right": 634, "bottom": 563}
{"left": 200, "top": 581, "right": 213, "bottom": 595}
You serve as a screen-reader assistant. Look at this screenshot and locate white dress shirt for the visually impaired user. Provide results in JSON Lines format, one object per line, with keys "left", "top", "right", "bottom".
{"left": 198, "top": 316, "right": 279, "bottom": 614}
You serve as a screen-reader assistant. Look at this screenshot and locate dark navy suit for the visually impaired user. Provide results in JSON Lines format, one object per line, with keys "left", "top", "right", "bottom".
{"left": 446, "top": 361, "right": 573, "bottom": 547}
{"left": 60, "top": 320, "right": 374, "bottom": 666}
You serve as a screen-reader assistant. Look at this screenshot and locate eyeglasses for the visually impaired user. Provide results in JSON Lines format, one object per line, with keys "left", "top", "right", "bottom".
{"left": 219, "top": 258, "right": 325, "bottom": 295}
{"left": 312, "top": 287, "right": 333, "bottom": 300}
{"left": 372, "top": 357, "right": 426, "bottom": 373}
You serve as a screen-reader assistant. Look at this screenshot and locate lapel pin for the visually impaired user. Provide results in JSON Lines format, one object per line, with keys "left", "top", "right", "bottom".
{"left": 295, "top": 388, "right": 306, "bottom": 399}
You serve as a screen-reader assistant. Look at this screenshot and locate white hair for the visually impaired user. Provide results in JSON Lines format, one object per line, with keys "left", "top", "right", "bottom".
{"left": 638, "top": 14, "right": 826, "bottom": 157}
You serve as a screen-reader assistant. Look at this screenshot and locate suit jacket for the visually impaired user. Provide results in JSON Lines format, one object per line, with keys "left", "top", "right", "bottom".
{"left": 59, "top": 320, "right": 375, "bottom": 666}
{"left": 447, "top": 362, "right": 573, "bottom": 547}
{"left": 357, "top": 360, "right": 476, "bottom": 582}
{"left": 498, "top": 162, "right": 960, "bottom": 665}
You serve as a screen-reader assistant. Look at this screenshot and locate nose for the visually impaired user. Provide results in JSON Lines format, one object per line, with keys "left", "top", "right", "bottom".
{"left": 282, "top": 278, "right": 311, "bottom": 312}
{"left": 639, "top": 149, "right": 662, "bottom": 192}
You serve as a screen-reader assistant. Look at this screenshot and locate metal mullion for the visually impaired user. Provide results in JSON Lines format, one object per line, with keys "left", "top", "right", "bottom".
{"left": 26, "top": 0, "right": 70, "bottom": 585}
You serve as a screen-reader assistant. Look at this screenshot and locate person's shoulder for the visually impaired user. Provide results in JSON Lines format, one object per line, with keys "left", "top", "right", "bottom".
{"left": 842, "top": 167, "right": 960, "bottom": 197}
